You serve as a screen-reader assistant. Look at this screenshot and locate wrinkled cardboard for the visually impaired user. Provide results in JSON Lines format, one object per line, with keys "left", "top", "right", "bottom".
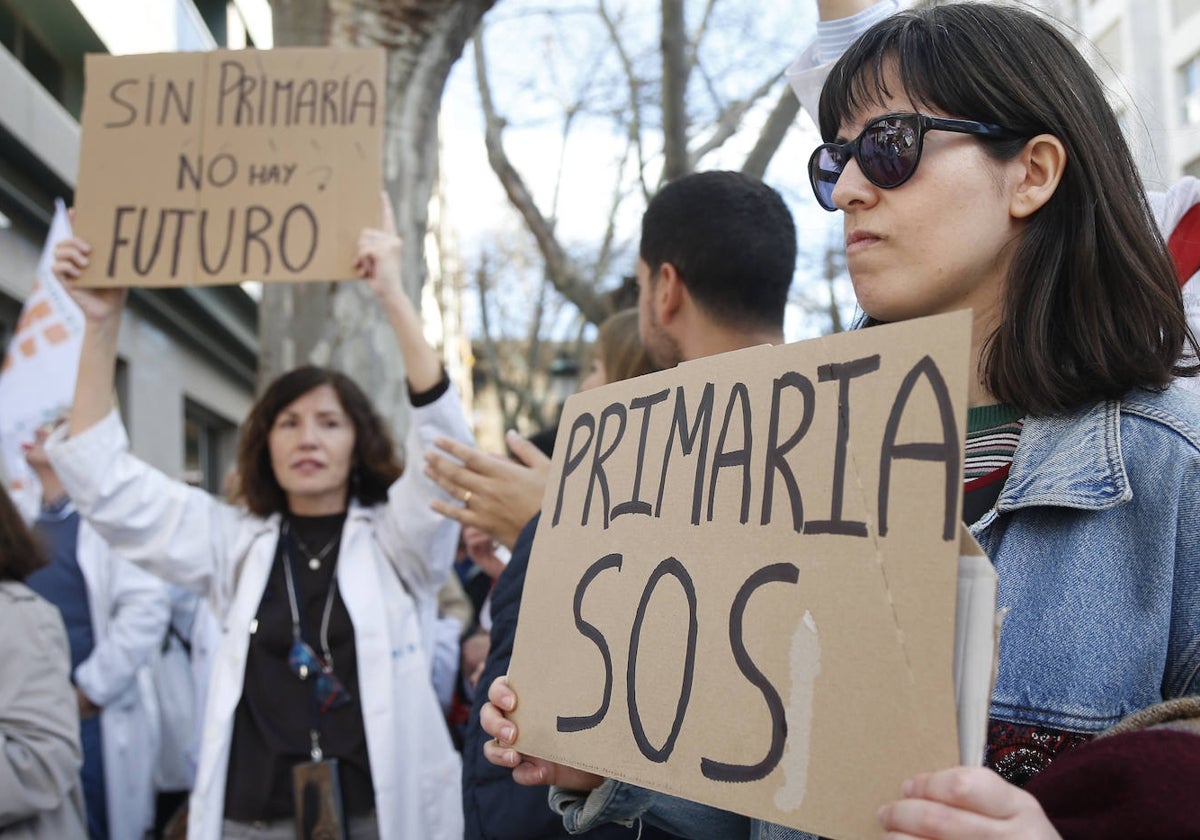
{"left": 74, "top": 47, "right": 383, "bottom": 287}
{"left": 508, "top": 310, "right": 999, "bottom": 840}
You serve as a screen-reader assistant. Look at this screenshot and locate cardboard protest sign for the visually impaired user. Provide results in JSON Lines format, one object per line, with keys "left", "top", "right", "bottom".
{"left": 73, "top": 47, "right": 384, "bottom": 287}
{"left": 508, "top": 310, "right": 991, "bottom": 840}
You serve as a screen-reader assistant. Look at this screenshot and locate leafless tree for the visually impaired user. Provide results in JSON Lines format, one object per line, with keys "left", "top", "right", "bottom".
{"left": 464, "top": 0, "right": 816, "bottom": 429}
{"left": 259, "top": 0, "right": 497, "bottom": 444}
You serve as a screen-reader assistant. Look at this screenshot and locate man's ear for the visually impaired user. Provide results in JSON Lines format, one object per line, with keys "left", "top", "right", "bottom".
{"left": 657, "top": 262, "right": 686, "bottom": 323}
{"left": 1010, "top": 134, "right": 1066, "bottom": 219}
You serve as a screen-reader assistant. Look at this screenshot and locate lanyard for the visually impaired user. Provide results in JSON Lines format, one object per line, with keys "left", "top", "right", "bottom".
{"left": 281, "top": 520, "right": 340, "bottom": 759}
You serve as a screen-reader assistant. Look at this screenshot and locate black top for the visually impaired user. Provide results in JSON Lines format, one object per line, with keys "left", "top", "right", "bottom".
{"left": 224, "top": 511, "right": 375, "bottom": 820}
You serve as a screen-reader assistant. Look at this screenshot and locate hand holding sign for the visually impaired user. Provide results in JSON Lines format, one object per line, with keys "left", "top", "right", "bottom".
{"left": 481, "top": 676, "right": 605, "bottom": 791}
{"left": 52, "top": 227, "right": 127, "bottom": 326}
{"left": 877, "top": 767, "right": 1062, "bottom": 840}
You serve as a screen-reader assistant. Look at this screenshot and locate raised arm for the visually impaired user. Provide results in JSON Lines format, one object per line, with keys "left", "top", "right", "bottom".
{"left": 354, "top": 191, "right": 442, "bottom": 392}
{"left": 787, "top": 0, "right": 899, "bottom": 119}
{"left": 51, "top": 233, "right": 125, "bottom": 438}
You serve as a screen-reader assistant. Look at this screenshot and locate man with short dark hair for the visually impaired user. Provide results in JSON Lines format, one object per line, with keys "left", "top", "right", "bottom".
{"left": 451, "top": 169, "right": 798, "bottom": 840}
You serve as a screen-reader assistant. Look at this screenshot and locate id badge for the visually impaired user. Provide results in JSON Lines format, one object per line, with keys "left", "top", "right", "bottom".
{"left": 293, "top": 758, "right": 348, "bottom": 840}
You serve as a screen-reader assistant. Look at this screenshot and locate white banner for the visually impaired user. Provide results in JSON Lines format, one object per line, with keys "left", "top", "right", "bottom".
{"left": 0, "top": 199, "right": 84, "bottom": 496}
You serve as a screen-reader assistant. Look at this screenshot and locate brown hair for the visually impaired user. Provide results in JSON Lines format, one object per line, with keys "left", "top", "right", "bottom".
{"left": 235, "top": 366, "right": 403, "bottom": 517}
{"left": 0, "top": 485, "right": 47, "bottom": 582}
{"left": 597, "top": 308, "right": 656, "bottom": 383}
{"left": 821, "top": 3, "right": 1198, "bottom": 415}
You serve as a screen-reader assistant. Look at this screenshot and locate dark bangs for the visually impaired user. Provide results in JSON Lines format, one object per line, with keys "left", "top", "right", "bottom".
{"left": 817, "top": 4, "right": 1048, "bottom": 148}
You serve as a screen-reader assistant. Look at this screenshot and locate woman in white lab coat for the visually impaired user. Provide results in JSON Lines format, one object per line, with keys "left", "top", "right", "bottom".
{"left": 46, "top": 198, "right": 472, "bottom": 840}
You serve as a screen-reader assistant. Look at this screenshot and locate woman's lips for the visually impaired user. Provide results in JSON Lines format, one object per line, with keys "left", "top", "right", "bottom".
{"left": 845, "top": 230, "right": 883, "bottom": 254}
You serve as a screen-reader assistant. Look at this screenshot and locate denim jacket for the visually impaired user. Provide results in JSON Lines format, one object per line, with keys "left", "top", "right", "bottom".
{"left": 555, "top": 387, "right": 1200, "bottom": 840}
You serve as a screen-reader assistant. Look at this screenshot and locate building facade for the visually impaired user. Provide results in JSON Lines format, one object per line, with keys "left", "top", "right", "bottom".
{"left": 0, "top": 0, "right": 269, "bottom": 491}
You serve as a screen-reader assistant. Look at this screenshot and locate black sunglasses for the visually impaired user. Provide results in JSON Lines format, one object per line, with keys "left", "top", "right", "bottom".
{"left": 807, "top": 112, "right": 1022, "bottom": 211}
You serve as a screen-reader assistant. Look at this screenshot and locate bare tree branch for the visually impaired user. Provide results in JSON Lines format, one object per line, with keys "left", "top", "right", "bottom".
{"left": 473, "top": 29, "right": 612, "bottom": 325}
{"left": 598, "top": 0, "right": 652, "bottom": 203}
{"left": 683, "top": 0, "right": 719, "bottom": 81}
{"left": 661, "top": 0, "right": 689, "bottom": 181}
{"left": 741, "top": 85, "right": 800, "bottom": 180}
{"left": 688, "top": 66, "right": 785, "bottom": 167}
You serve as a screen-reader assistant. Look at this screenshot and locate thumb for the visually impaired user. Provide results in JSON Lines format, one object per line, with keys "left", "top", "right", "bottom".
{"left": 380, "top": 189, "right": 398, "bottom": 235}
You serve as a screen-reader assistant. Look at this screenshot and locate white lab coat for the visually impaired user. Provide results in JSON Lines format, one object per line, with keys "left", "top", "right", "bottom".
{"left": 74, "top": 524, "right": 169, "bottom": 840}
{"left": 47, "top": 389, "right": 471, "bottom": 840}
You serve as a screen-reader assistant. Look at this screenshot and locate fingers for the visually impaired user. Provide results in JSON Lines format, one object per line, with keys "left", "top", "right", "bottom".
{"left": 903, "top": 768, "right": 1022, "bottom": 819}
{"left": 506, "top": 429, "right": 551, "bottom": 469}
{"left": 354, "top": 227, "right": 401, "bottom": 280}
{"left": 879, "top": 797, "right": 990, "bottom": 839}
{"left": 433, "top": 436, "right": 502, "bottom": 476}
{"left": 487, "top": 674, "right": 517, "bottom": 713}
{"left": 53, "top": 238, "right": 92, "bottom": 281}
{"left": 424, "top": 451, "right": 482, "bottom": 501}
{"left": 380, "top": 189, "right": 398, "bottom": 234}
{"left": 878, "top": 768, "right": 1059, "bottom": 840}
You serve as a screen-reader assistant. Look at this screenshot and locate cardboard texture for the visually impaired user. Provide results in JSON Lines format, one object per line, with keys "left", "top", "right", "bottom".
{"left": 73, "top": 47, "right": 384, "bottom": 287}
{"left": 508, "top": 311, "right": 994, "bottom": 840}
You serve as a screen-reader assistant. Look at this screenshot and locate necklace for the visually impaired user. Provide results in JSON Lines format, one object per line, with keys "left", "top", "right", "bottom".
{"left": 289, "top": 519, "right": 341, "bottom": 570}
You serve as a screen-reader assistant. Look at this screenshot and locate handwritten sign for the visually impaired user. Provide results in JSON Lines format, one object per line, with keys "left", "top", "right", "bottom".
{"left": 73, "top": 47, "right": 384, "bottom": 287}
{"left": 509, "top": 311, "right": 975, "bottom": 840}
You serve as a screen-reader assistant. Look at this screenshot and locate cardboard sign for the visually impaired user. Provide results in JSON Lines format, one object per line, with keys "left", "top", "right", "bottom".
{"left": 73, "top": 47, "right": 384, "bottom": 287}
{"left": 509, "top": 310, "right": 987, "bottom": 840}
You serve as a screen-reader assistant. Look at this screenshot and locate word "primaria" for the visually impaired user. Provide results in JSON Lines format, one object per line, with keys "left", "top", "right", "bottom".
{"left": 104, "top": 60, "right": 378, "bottom": 129}
{"left": 551, "top": 356, "right": 960, "bottom": 542}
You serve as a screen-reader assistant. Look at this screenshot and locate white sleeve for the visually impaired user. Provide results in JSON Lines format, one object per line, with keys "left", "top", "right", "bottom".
{"left": 375, "top": 385, "right": 474, "bottom": 600}
{"left": 44, "top": 409, "right": 248, "bottom": 605}
{"left": 786, "top": 0, "right": 901, "bottom": 123}
{"left": 74, "top": 544, "right": 171, "bottom": 708}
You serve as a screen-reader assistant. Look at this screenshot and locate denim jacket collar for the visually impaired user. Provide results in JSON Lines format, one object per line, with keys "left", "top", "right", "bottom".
{"left": 996, "top": 399, "right": 1132, "bottom": 513}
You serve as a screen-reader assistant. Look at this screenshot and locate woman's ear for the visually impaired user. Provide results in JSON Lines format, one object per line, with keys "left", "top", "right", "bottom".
{"left": 1010, "top": 134, "right": 1066, "bottom": 219}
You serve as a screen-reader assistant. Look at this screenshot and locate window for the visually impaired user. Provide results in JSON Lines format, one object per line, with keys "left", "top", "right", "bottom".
{"left": 183, "top": 398, "right": 236, "bottom": 494}
{"left": 0, "top": 1, "right": 64, "bottom": 102}
{"left": 1182, "top": 53, "right": 1200, "bottom": 127}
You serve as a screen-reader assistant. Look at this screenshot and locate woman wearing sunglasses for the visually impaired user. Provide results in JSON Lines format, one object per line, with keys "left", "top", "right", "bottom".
{"left": 480, "top": 4, "right": 1200, "bottom": 839}
{"left": 44, "top": 196, "right": 472, "bottom": 840}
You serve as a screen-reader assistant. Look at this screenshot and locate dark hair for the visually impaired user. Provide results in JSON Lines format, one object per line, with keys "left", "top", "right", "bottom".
{"left": 236, "top": 366, "right": 402, "bottom": 517}
{"left": 819, "top": 3, "right": 1199, "bottom": 415}
{"left": 0, "top": 485, "right": 47, "bottom": 582}
{"left": 597, "top": 308, "right": 656, "bottom": 383}
{"left": 639, "top": 170, "right": 797, "bottom": 332}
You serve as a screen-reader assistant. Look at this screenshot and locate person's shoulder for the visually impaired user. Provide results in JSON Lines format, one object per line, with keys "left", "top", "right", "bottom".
{"left": 1118, "top": 385, "right": 1200, "bottom": 453}
{"left": 0, "top": 580, "right": 67, "bottom": 635}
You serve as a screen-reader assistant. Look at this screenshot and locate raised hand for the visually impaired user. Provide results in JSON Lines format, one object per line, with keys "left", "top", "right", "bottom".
{"left": 52, "top": 233, "right": 127, "bottom": 324}
{"left": 354, "top": 190, "right": 405, "bottom": 309}
{"left": 353, "top": 189, "right": 441, "bottom": 392}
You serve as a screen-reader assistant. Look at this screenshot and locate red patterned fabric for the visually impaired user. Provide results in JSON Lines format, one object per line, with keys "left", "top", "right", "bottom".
{"left": 1168, "top": 204, "right": 1200, "bottom": 287}
{"left": 985, "top": 719, "right": 1093, "bottom": 787}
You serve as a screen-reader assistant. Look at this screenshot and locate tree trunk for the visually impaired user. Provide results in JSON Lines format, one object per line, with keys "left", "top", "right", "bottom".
{"left": 261, "top": 0, "right": 496, "bottom": 445}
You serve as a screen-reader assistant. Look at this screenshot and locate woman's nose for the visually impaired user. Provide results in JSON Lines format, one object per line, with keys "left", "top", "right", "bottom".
{"left": 831, "top": 156, "right": 878, "bottom": 211}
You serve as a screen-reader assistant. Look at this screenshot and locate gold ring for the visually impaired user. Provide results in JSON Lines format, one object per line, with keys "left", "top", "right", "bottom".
{"left": 462, "top": 490, "right": 473, "bottom": 506}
